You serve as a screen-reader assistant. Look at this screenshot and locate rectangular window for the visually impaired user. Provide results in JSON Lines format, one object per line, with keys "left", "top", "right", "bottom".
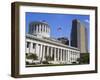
{"left": 33, "top": 43, "right": 36, "bottom": 49}
{"left": 27, "top": 42, "right": 30, "bottom": 48}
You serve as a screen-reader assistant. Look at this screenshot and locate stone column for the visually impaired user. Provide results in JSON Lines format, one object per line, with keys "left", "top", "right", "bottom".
{"left": 64, "top": 50, "right": 66, "bottom": 61}
{"left": 73, "top": 52, "right": 74, "bottom": 62}
{"left": 45, "top": 25, "right": 46, "bottom": 33}
{"left": 66, "top": 50, "right": 68, "bottom": 62}
{"left": 65, "top": 50, "right": 67, "bottom": 61}
{"left": 68, "top": 50, "right": 70, "bottom": 63}
{"left": 73, "top": 52, "right": 75, "bottom": 61}
{"left": 62, "top": 50, "right": 63, "bottom": 61}
{"left": 75, "top": 52, "right": 77, "bottom": 63}
{"left": 42, "top": 45, "right": 45, "bottom": 61}
{"left": 39, "top": 24, "right": 41, "bottom": 33}
{"left": 71, "top": 51, "right": 72, "bottom": 63}
{"left": 62, "top": 49, "right": 64, "bottom": 61}
{"left": 60, "top": 49, "right": 62, "bottom": 62}
{"left": 70, "top": 51, "right": 72, "bottom": 63}
{"left": 75, "top": 52, "right": 77, "bottom": 60}
{"left": 35, "top": 44, "right": 39, "bottom": 59}
{"left": 63, "top": 50, "right": 66, "bottom": 61}
{"left": 74, "top": 52, "right": 75, "bottom": 61}
{"left": 47, "top": 46, "right": 49, "bottom": 56}
{"left": 75, "top": 52, "right": 78, "bottom": 63}
{"left": 28, "top": 42, "right": 31, "bottom": 54}
{"left": 39, "top": 44, "right": 43, "bottom": 61}
{"left": 38, "top": 44, "right": 41, "bottom": 60}
{"left": 50, "top": 47, "right": 53, "bottom": 58}
{"left": 47, "top": 27, "right": 48, "bottom": 33}
{"left": 70, "top": 51, "right": 72, "bottom": 62}
{"left": 78, "top": 52, "right": 80, "bottom": 59}
{"left": 41, "top": 25, "right": 43, "bottom": 32}
{"left": 43, "top": 25, "right": 45, "bottom": 32}
{"left": 73, "top": 52, "right": 74, "bottom": 61}
{"left": 43, "top": 25, "right": 45, "bottom": 33}
{"left": 74, "top": 52, "right": 75, "bottom": 62}
{"left": 54, "top": 48, "right": 56, "bottom": 61}
{"left": 63, "top": 50, "right": 65, "bottom": 61}
{"left": 57, "top": 48, "right": 59, "bottom": 61}
{"left": 47, "top": 26, "right": 48, "bottom": 33}
{"left": 36, "top": 25, "right": 38, "bottom": 33}
{"left": 76, "top": 52, "right": 77, "bottom": 59}
{"left": 29, "top": 42, "right": 32, "bottom": 53}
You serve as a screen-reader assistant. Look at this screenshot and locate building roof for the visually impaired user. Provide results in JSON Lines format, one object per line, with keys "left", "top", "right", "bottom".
{"left": 26, "top": 34, "right": 80, "bottom": 51}
{"left": 29, "top": 21, "right": 50, "bottom": 28}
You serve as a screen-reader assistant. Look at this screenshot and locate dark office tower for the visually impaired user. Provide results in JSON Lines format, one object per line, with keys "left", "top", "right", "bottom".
{"left": 70, "top": 19, "right": 88, "bottom": 53}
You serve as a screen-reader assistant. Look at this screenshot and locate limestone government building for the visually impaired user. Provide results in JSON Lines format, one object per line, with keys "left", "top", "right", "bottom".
{"left": 26, "top": 19, "right": 88, "bottom": 65}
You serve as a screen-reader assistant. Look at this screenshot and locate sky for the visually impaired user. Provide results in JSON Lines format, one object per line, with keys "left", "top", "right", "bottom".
{"left": 25, "top": 12, "right": 90, "bottom": 51}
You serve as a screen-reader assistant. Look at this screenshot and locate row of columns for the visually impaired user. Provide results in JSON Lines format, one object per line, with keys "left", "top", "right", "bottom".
{"left": 32, "top": 24, "right": 50, "bottom": 33}
{"left": 27, "top": 42, "right": 80, "bottom": 63}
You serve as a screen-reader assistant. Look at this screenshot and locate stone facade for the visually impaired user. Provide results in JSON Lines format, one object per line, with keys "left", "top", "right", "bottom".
{"left": 26, "top": 21, "right": 80, "bottom": 64}
{"left": 26, "top": 34, "right": 80, "bottom": 64}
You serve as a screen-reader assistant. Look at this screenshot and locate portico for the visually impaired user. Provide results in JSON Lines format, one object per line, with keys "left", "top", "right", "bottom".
{"left": 26, "top": 34, "right": 80, "bottom": 64}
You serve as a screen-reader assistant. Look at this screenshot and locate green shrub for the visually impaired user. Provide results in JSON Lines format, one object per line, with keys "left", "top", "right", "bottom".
{"left": 72, "top": 62, "right": 77, "bottom": 64}
{"left": 26, "top": 53, "right": 38, "bottom": 60}
{"left": 77, "top": 53, "right": 90, "bottom": 64}
{"left": 42, "top": 61, "right": 49, "bottom": 64}
{"left": 26, "top": 61, "right": 29, "bottom": 65}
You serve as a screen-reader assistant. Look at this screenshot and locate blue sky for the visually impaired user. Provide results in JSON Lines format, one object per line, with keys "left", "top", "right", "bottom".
{"left": 25, "top": 12, "right": 90, "bottom": 50}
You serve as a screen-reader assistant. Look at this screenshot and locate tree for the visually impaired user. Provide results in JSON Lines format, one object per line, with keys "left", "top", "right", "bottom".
{"left": 77, "top": 53, "right": 90, "bottom": 64}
